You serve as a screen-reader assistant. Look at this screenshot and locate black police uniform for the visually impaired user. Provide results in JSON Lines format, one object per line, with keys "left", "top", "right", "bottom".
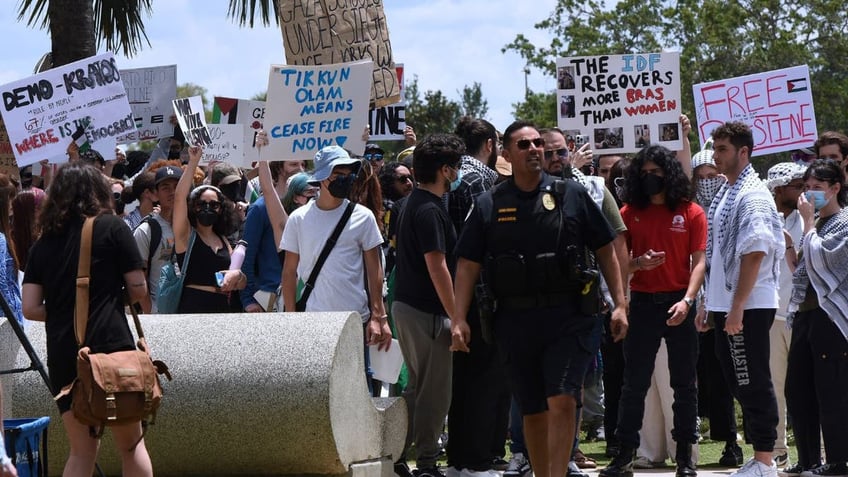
{"left": 456, "top": 173, "right": 616, "bottom": 415}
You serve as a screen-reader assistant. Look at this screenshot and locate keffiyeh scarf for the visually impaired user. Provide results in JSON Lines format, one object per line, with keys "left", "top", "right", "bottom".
{"left": 788, "top": 208, "right": 848, "bottom": 340}
{"left": 706, "top": 164, "right": 784, "bottom": 294}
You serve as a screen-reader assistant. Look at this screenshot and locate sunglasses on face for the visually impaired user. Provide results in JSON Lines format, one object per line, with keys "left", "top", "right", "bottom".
{"left": 196, "top": 200, "right": 221, "bottom": 211}
{"left": 516, "top": 138, "right": 545, "bottom": 150}
{"left": 395, "top": 174, "right": 413, "bottom": 183}
{"left": 364, "top": 153, "right": 384, "bottom": 161}
{"left": 544, "top": 148, "right": 568, "bottom": 160}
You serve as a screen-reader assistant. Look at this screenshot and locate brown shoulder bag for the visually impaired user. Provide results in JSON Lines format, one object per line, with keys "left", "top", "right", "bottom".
{"left": 56, "top": 216, "right": 172, "bottom": 446}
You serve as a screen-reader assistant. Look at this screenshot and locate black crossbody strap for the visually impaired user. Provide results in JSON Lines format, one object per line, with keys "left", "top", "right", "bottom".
{"left": 300, "top": 201, "right": 355, "bottom": 303}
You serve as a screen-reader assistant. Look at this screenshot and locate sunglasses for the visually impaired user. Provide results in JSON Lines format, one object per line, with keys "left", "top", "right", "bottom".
{"left": 544, "top": 148, "right": 568, "bottom": 160}
{"left": 196, "top": 200, "right": 221, "bottom": 211}
{"left": 364, "top": 153, "right": 384, "bottom": 161}
{"left": 516, "top": 138, "right": 545, "bottom": 150}
{"left": 395, "top": 174, "right": 413, "bottom": 183}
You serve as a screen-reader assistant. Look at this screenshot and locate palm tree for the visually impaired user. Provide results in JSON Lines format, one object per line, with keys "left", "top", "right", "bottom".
{"left": 17, "top": 0, "right": 152, "bottom": 68}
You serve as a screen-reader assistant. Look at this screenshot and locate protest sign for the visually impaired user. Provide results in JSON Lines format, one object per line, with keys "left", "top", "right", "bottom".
{"left": 693, "top": 65, "right": 816, "bottom": 156}
{"left": 172, "top": 96, "right": 212, "bottom": 147}
{"left": 367, "top": 64, "right": 405, "bottom": 141}
{"left": 118, "top": 64, "right": 177, "bottom": 143}
{"left": 262, "top": 59, "right": 373, "bottom": 161}
{"left": 212, "top": 97, "right": 265, "bottom": 165}
{"left": 556, "top": 52, "right": 681, "bottom": 155}
{"left": 279, "top": 0, "right": 400, "bottom": 107}
{"left": 0, "top": 118, "right": 19, "bottom": 179}
{"left": 202, "top": 124, "right": 246, "bottom": 166}
{"left": 0, "top": 52, "right": 134, "bottom": 167}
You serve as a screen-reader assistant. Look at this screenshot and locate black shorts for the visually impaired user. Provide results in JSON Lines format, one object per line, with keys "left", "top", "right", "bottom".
{"left": 495, "top": 305, "right": 596, "bottom": 415}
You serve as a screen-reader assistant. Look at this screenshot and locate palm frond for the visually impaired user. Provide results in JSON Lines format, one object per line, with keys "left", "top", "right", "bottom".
{"left": 227, "top": 0, "right": 279, "bottom": 28}
{"left": 17, "top": 0, "right": 50, "bottom": 29}
{"left": 93, "top": 0, "right": 153, "bottom": 57}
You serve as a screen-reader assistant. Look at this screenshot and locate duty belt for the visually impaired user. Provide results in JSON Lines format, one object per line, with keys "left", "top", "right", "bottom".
{"left": 499, "top": 292, "right": 577, "bottom": 311}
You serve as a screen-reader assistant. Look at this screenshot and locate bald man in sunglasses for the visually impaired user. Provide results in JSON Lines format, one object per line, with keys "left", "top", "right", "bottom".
{"left": 453, "top": 120, "right": 628, "bottom": 477}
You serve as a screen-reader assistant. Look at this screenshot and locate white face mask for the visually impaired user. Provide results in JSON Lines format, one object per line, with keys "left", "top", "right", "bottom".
{"left": 696, "top": 176, "right": 726, "bottom": 208}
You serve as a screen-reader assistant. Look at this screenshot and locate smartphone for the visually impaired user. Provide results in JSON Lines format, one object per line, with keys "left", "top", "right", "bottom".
{"left": 215, "top": 271, "right": 225, "bottom": 288}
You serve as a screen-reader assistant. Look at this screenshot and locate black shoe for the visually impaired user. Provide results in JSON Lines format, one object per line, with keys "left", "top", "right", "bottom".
{"left": 675, "top": 443, "right": 697, "bottom": 477}
{"left": 568, "top": 461, "right": 591, "bottom": 477}
{"left": 801, "top": 462, "right": 848, "bottom": 477}
{"left": 600, "top": 447, "right": 635, "bottom": 477}
{"left": 719, "top": 442, "right": 744, "bottom": 467}
{"left": 395, "top": 462, "right": 414, "bottom": 477}
{"left": 606, "top": 443, "right": 621, "bottom": 458}
{"left": 492, "top": 457, "right": 510, "bottom": 471}
{"left": 781, "top": 463, "right": 805, "bottom": 477}
{"left": 415, "top": 467, "right": 447, "bottom": 477}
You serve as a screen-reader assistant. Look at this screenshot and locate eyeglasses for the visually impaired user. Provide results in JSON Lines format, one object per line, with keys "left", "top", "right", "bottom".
{"left": 544, "top": 148, "right": 568, "bottom": 160}
{"left": 395, "top": 175, "right": 413, "bottom": 183}
{"left": 197, "top": 200, "right": 221, "bottom": 211}
{"left": 364, "top": 153, "right": 384, "bottom": 161}
{"left": 516, "top": 138, "right": 545, "bottom": 150}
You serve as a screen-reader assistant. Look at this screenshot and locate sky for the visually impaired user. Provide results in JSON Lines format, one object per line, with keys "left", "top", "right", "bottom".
{"left": 0, "top": 0, "right": 561, "bottom": 133}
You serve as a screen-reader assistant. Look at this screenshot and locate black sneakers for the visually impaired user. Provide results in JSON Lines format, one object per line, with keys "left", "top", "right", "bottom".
{"left": 720, "top": 442, "right": 744, "bottom": 467}
{"left": 800, "top": 462, "right": 848, "bottom": 477}
{"left": 600, "top": 447, "right": 635, "bottom": 477}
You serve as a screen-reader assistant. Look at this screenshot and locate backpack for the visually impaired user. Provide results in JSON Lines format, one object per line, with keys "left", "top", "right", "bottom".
{"left": 135, "top": 214, "right": 162, "bottom": 275}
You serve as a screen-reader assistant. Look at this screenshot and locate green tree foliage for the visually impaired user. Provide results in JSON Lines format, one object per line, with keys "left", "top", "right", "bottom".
{"left": 459, "top": 82, "right": 489, "bottom": 119}
{"left": 405, "top": 77, "right": 492, "bottom": 137}
{"left": 503, "top": 0, "right": 848, "bottom": 138}
{"left": 177, "top": 83, "right": 213, "bottom": 123}
{"left": 513, "top": 90, "right": 557, "bottom": 128}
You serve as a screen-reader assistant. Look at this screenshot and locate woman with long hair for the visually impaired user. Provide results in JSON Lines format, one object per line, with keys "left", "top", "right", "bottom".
{"left": 10, "top": 188, "right": 43, "bottom": 273}
{"left": 21, "top": 162, "right": 153, "bottom": 477}
{"left": 173, "top": 146, "right": 245, "bottom": 313}
{"left": 0, "top": 174, "right": 23, "bottom": 325}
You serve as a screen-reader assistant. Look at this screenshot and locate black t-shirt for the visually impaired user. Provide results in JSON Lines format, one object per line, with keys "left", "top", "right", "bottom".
{"left": 394, "top": 188, "right": 457, "bottom": 314}
{"left": 24, "top": 214, "right": 144, "bottom": 388}
{"left": 456, "top": 173, "right": 615, "bottom": 264}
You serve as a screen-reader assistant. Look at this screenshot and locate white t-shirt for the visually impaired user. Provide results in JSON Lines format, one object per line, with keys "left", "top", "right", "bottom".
{"left": 132, "top": 213, "right": 175, "bottom": 313}
{"left": 706, "top": 192, "right": 780, "bottom": 312}
{"left": 776, "top": 210, "right": 803, "bottom": 319}
{"left": 281, "top": 199, "right": 383, "bottom": 321}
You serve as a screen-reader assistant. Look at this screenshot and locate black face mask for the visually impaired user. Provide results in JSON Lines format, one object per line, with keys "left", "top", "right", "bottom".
{"left": 327, "top": 174, "right": 355, "bottom": 199}
{"left": 196, "top": 202, "right": 219, "bottom": 227}
{"left": 641, "top": 174, "right": 666, "bottom": 196}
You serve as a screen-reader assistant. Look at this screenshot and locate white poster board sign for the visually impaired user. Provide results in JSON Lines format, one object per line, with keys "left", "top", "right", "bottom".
{"left": 367, "top": 64, "right": 405, "bottom": 141}
{"left": 172, "top": 96, "right": 211, "bottom": 146}
{"left": 202, "top": 124, "right": 246, "bottom": 166}
{"left": 262, "top": 59, "right": 373, "bottom": 161}
{"left": 212, "top": 97, "right": 265, "bottom": 165}
{"left": 0, "top": 52, "right": 134, "bottom": 167}
{"left": 556, "top": 52, "right": 682, "bottom": 155}
{"left": 693, "top": 65, "right": 816, "bottom": 156}
{"left": 118, "top": 64, "right": 177, "bottom": 143}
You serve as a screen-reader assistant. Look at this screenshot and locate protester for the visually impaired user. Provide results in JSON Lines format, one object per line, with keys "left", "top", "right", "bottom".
{"left": 813, "top": 131, "right": 848, "bottom": 173}
{"left": 705, "top": 121, "right": 783, "bottom": 477}
{"left": 765, "top": 162, "right": 807, "bottom": 470}
{"left": 22, "top": 162, "right": 153, "bottom": 477}
{"left": 122, "top": 172, "right": 157, "bottom": 230}
{"left": 10, "top": 187, "right": 44, "bottom": 274}
{"left": 785, "top": 159, "right": 848, "bottom": 477}
{"left": 392, "top": 134, "right": 463, "bottom": 477}
{"left": 452, "top": 120, "right": 628, "bottom": 477}
{"left": 172, "top": 146, "right": 245, "bottom": 313}
{"left": 602, "top": 145, "right": 705, "bottom": 477}
{"left": 0, "top": 174, "right": 22, "bottom": 325}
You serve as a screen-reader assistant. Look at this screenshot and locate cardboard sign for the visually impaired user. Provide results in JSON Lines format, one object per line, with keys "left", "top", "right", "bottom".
{"left": 556, "top": 52, "right": 682, "bottom": 155}
{"left": 212, "top": 97, "right": 265, "bottom": 165}
{"left": 202, "top": 124, "right": 246, "bottom": 166}
{"left": 0, "top": 118, "right": 19, "bottom": 179}
{"left": 0, "top": 52, "right": 134, "bottom": 167}
{"left": 693, "top": 65, "right": 816, "bottom": 156}
{"left": 172, "top": 96, "right": 211, "bottom": 147}
{"left": 279, "top": 0, "right": 399, "bottom": 107}
{"left": 118, "top": 64, "right": 177, "bottom": 142}
{"left": 367, "top": 64, "right": 405, "bottom": 141}
{"left": 262, "top": 59, "right": 373, "bottom": 161}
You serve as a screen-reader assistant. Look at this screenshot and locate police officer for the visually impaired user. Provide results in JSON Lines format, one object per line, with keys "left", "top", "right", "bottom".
{"left": 452, "top": 121, "right": 629, "bottom": 477}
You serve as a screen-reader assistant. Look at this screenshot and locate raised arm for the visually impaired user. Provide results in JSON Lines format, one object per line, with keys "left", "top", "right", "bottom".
{"left": 258, "top": 161, "right": 288, "bottom": 249}
{"left": 173, "top": 146, "right": 201, "bottom": 253}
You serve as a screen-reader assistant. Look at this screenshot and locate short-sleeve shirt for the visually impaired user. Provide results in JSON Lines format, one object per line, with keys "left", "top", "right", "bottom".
{"left": 394, "top": 188, "right": 457, "bottom": 314}
{"left": 281, "top": 199, "right": 384, "bottom": 321}
{"left": 132, "top": 213, "right": 174, "bottom": 312}
{"left": 24, "top": 214, "right": 143, "bottom": 389}
{"left": 456, "top": 174, "right": 616, "bottom": 266}
{"left": 621, "top": 201, "right": 707, "bottom": 293}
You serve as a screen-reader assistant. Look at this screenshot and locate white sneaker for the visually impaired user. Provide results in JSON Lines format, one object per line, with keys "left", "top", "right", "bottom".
{"left": 732, "top": 458, "right": 778, "bottom": 477}
{"left": 633, "top": 456, "right": 664, "bottom": 469}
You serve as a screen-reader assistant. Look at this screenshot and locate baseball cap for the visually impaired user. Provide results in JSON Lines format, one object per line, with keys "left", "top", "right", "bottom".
{"left": 211, "top": 163, "right": 241, "bottom": 186}
{"left": 766, "top": 162, "right": 807, "bottom": 192}
{"left": 154, "top": 165, "right": 183, "bottom": 186}
{"left": 309, "top": 146, "right": 361, "bottom": 184}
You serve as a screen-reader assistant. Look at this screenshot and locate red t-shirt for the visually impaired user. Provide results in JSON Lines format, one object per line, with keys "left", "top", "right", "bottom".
{"left": 620, "top": 201, "right": 707, "bottom": 293}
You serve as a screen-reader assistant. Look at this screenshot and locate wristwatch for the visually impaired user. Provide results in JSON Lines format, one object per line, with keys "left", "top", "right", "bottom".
{"left": 683, "top": 297, "right": 695, "bottom": 308}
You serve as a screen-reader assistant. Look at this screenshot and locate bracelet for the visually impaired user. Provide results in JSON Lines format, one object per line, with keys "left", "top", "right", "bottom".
{"left": 372, "top": 314, "right": 388, "bottom": 322}
{"left": 786, "top": 245, "right": 794, "bottom": 250}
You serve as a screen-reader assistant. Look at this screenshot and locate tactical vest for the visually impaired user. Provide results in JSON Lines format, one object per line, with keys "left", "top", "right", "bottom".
{"left": 483, "top": 176, "right": 583, "bottom": 302}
